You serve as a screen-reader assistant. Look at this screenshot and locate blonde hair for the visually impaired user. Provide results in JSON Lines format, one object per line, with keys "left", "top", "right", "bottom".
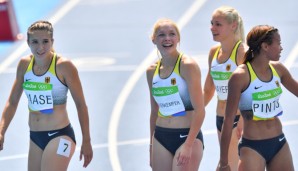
{"left": 213, "top": 6, "right": 245, "bottom": 42}
{"left": 150, "top": 18, "right": 180, "bottom": 41}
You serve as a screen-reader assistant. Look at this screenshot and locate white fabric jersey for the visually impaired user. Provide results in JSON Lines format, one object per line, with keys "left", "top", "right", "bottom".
{"left": 239, "top": 62, "right": 283, "bottom": 121}
{"left": 210, "top": 41, "right": 241, "bottom": 100}
{"left": 152, "top": 53, "right": 193, "bottom": 117}
{"left": 23, "top": 53, "right": 68, "bottom": 114}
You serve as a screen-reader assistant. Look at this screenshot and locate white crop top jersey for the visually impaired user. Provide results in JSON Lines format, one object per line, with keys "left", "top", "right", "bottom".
{"left": 152, "top": 53, "right": 193, "bottom": 117}
{"left": 210, "top": 41, "right": 241, "bottom": 100}
{"left": 23, "top": 53, "right": 68, "bottom": 114}
{"left": 238, "top": 62, "right": 283, "bottom": 121}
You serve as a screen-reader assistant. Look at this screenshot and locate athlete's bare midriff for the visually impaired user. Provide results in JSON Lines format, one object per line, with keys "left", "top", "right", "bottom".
{"left": 241, "top": 110, "right": 283, "bottom": 140}
{"left": 155, "top": 111, "right": 195, "bottom": 129}
{"left": 29, "top": 104, "right": 70, "bottom": 131}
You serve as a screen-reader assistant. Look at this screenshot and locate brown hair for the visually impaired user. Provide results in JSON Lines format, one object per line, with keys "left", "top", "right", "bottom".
{"left": 27, "top": 20, "right": 53, "bottom": 42}
{"left": 243, "top": 25, "right": 278, "bottom": 63}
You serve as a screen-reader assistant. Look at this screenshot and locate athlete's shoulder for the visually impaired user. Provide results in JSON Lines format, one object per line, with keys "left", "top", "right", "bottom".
{"left": 208, "top": 44, "right": 220, "bottom": 62}
{"left": 231, "top": 64, "right": 249, "bottom": 83}
{"left": 180, "top": 54, "right": 198, "bottom": 67}
{"left": 19, "top": 55, "right": 32, "bottom": 64}
{"left": 209, "top": 44, "right": 220, "bottom": 55}
{"left": 55, "top": 55, "right": 76, "bottom": 70}
{"left": 229, "top": 64, "right": 250, "bottom": 91}
{"left": 55, "top": 55, "right": 78, "bottom": 78}
{"left": 180, "top": 54, "right": 201, "bottom": 77}
{"left": 56, "top": 54, "right": 71, "bottom": 64}
{"left": 235, "top": 63, "right": 248, "bottom": 75}
{"left": 269, "top": 61, "right": 287, "bottom": 77}
{"left": 146, "top": 59, "right": 159, "bottom": 75}
{"left": 17, "top": 55, "right": 32, "bottom": 71}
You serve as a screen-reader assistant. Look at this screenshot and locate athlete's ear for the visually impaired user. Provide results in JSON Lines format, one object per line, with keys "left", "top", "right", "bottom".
{"left": 231, "top": 21, "right": 237, "bottom": 32}
{"left": 261, "top": 42, "right": 269, "bottom": 51}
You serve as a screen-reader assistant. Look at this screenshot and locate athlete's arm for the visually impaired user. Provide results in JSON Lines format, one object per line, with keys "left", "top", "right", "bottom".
{"left": 203, "top": 46, "right": 217, "bottom": 106}
{"left": 59, "top": 57, "right": 93, "bottom": 167}
{"left": 271, "top": 61, "right": 298, "bottom": 97}
{"left": 0, "top": 57, "right": 28, "bottom": 150}
{"left": 178, "top": 55, "right": 205, "bottom": 166}
{"left": 146, "top": 63, "right": 159, "bottom": 167}
{"left": 146, "top": 63, "right": 159, "bottom": 143}
{"left": 219, "top": 65, "right": 247, "bottom": 169}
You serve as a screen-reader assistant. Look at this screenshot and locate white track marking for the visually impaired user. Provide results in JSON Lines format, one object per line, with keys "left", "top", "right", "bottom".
{"left": 107, "top": 1, "right": 212, "bottom": 171}
{"left": 0, "top": 0, "right": 80, "bottom": 74}
{"left": 284, "top": 41, "right": 298, "bottom": 69}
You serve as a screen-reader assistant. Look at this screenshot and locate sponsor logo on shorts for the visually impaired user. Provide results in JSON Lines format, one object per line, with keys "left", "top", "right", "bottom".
{"left": 179, "top": 134, "right": 188, "bottom": 138}
{"left": 48, "top": 131, "right": 59, "bottom": 137}
{"left": 279, "top": 137, "right": 285, "bottom": 142}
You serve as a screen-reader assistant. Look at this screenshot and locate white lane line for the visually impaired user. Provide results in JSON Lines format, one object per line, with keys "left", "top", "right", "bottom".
{"left": 284, "top": 41, "right": 298, "bottom": 69}
{"left": 2, "top": 119, "right": 298, "bottom": 161}
{"left": 107, "top": 1, "right": 208, "bottom": 171}
{"left": 0, "top": 0, "right": 80, "bottom": 74}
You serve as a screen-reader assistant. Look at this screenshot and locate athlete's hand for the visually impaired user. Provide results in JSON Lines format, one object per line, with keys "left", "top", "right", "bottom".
{"left": 0, "top": 134, "right": 4, "bottom": 151}
{"left": 176, "top": 144, "right": 192, "bottom": 166}
{"left": 80, "top": 141, "right": 93, "bottom": 168}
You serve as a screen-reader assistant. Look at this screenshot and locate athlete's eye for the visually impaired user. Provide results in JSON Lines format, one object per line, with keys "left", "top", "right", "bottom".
{"left": 31, "top": 40, "right": 38, "bottom": 44}
{"left": 43, "top": 40, "right": 49, "bottom": 44}
{"left": 158, "top": 33, "right": 165, "bottom": 37}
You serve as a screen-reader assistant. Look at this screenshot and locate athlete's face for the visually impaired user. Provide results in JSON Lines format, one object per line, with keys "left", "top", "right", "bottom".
{"left": 152, "top": 23, "right": 180, "bottom": 55}
{"left": 210, "top": 13, "right": 236, "bottom": 42}
{"left": 266, "top": 32, "right": 283, "bottom": 61}
{"left": 27, "top": 30, "right": 53, "bottom": 59}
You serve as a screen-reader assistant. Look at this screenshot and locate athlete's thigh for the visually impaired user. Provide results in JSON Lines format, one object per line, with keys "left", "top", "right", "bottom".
{"left": 172, "top": 139, "right": 203, "bottom": 171}
{"left": 41, "top": 135, "right": 76, "bottom": 171}
{"left": 152, "top": 137, "right": 173, "bottom": 171}
{"left": 267, "top": 142, "right": 294, "bottom": 171}
{"left": 238, "top": 147, "right": 266, "bottom": 171}
{"left": 28, "top": 140, "right": 43, "bottom": 171}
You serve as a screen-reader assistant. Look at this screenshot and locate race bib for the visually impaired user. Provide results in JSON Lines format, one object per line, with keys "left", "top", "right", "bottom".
{"left": 210, "top": 71, "right": 232, "bottom": 100}
{"left": 152, "top": 86, "right": 185, "bottom": 116}
{"left": 23, "top": 82, "right": 54, "bottom": 113}
{"left": 57, "top": 138, "right": 72, "bottom": 157}
{"left": 252, "top": 87, "right": 283, "bottom": 119}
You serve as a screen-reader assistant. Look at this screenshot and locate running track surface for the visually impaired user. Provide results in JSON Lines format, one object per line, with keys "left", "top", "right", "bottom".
{"left": 0, "top": 0, "right": 297, "bottom": 170}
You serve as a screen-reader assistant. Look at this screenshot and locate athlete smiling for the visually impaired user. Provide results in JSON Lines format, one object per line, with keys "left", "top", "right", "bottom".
{"left": 147, "top": 18, "right": 205, "bottom": 171}
{"left": 0, "top": 20, "right": 93, "bottom": 171}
